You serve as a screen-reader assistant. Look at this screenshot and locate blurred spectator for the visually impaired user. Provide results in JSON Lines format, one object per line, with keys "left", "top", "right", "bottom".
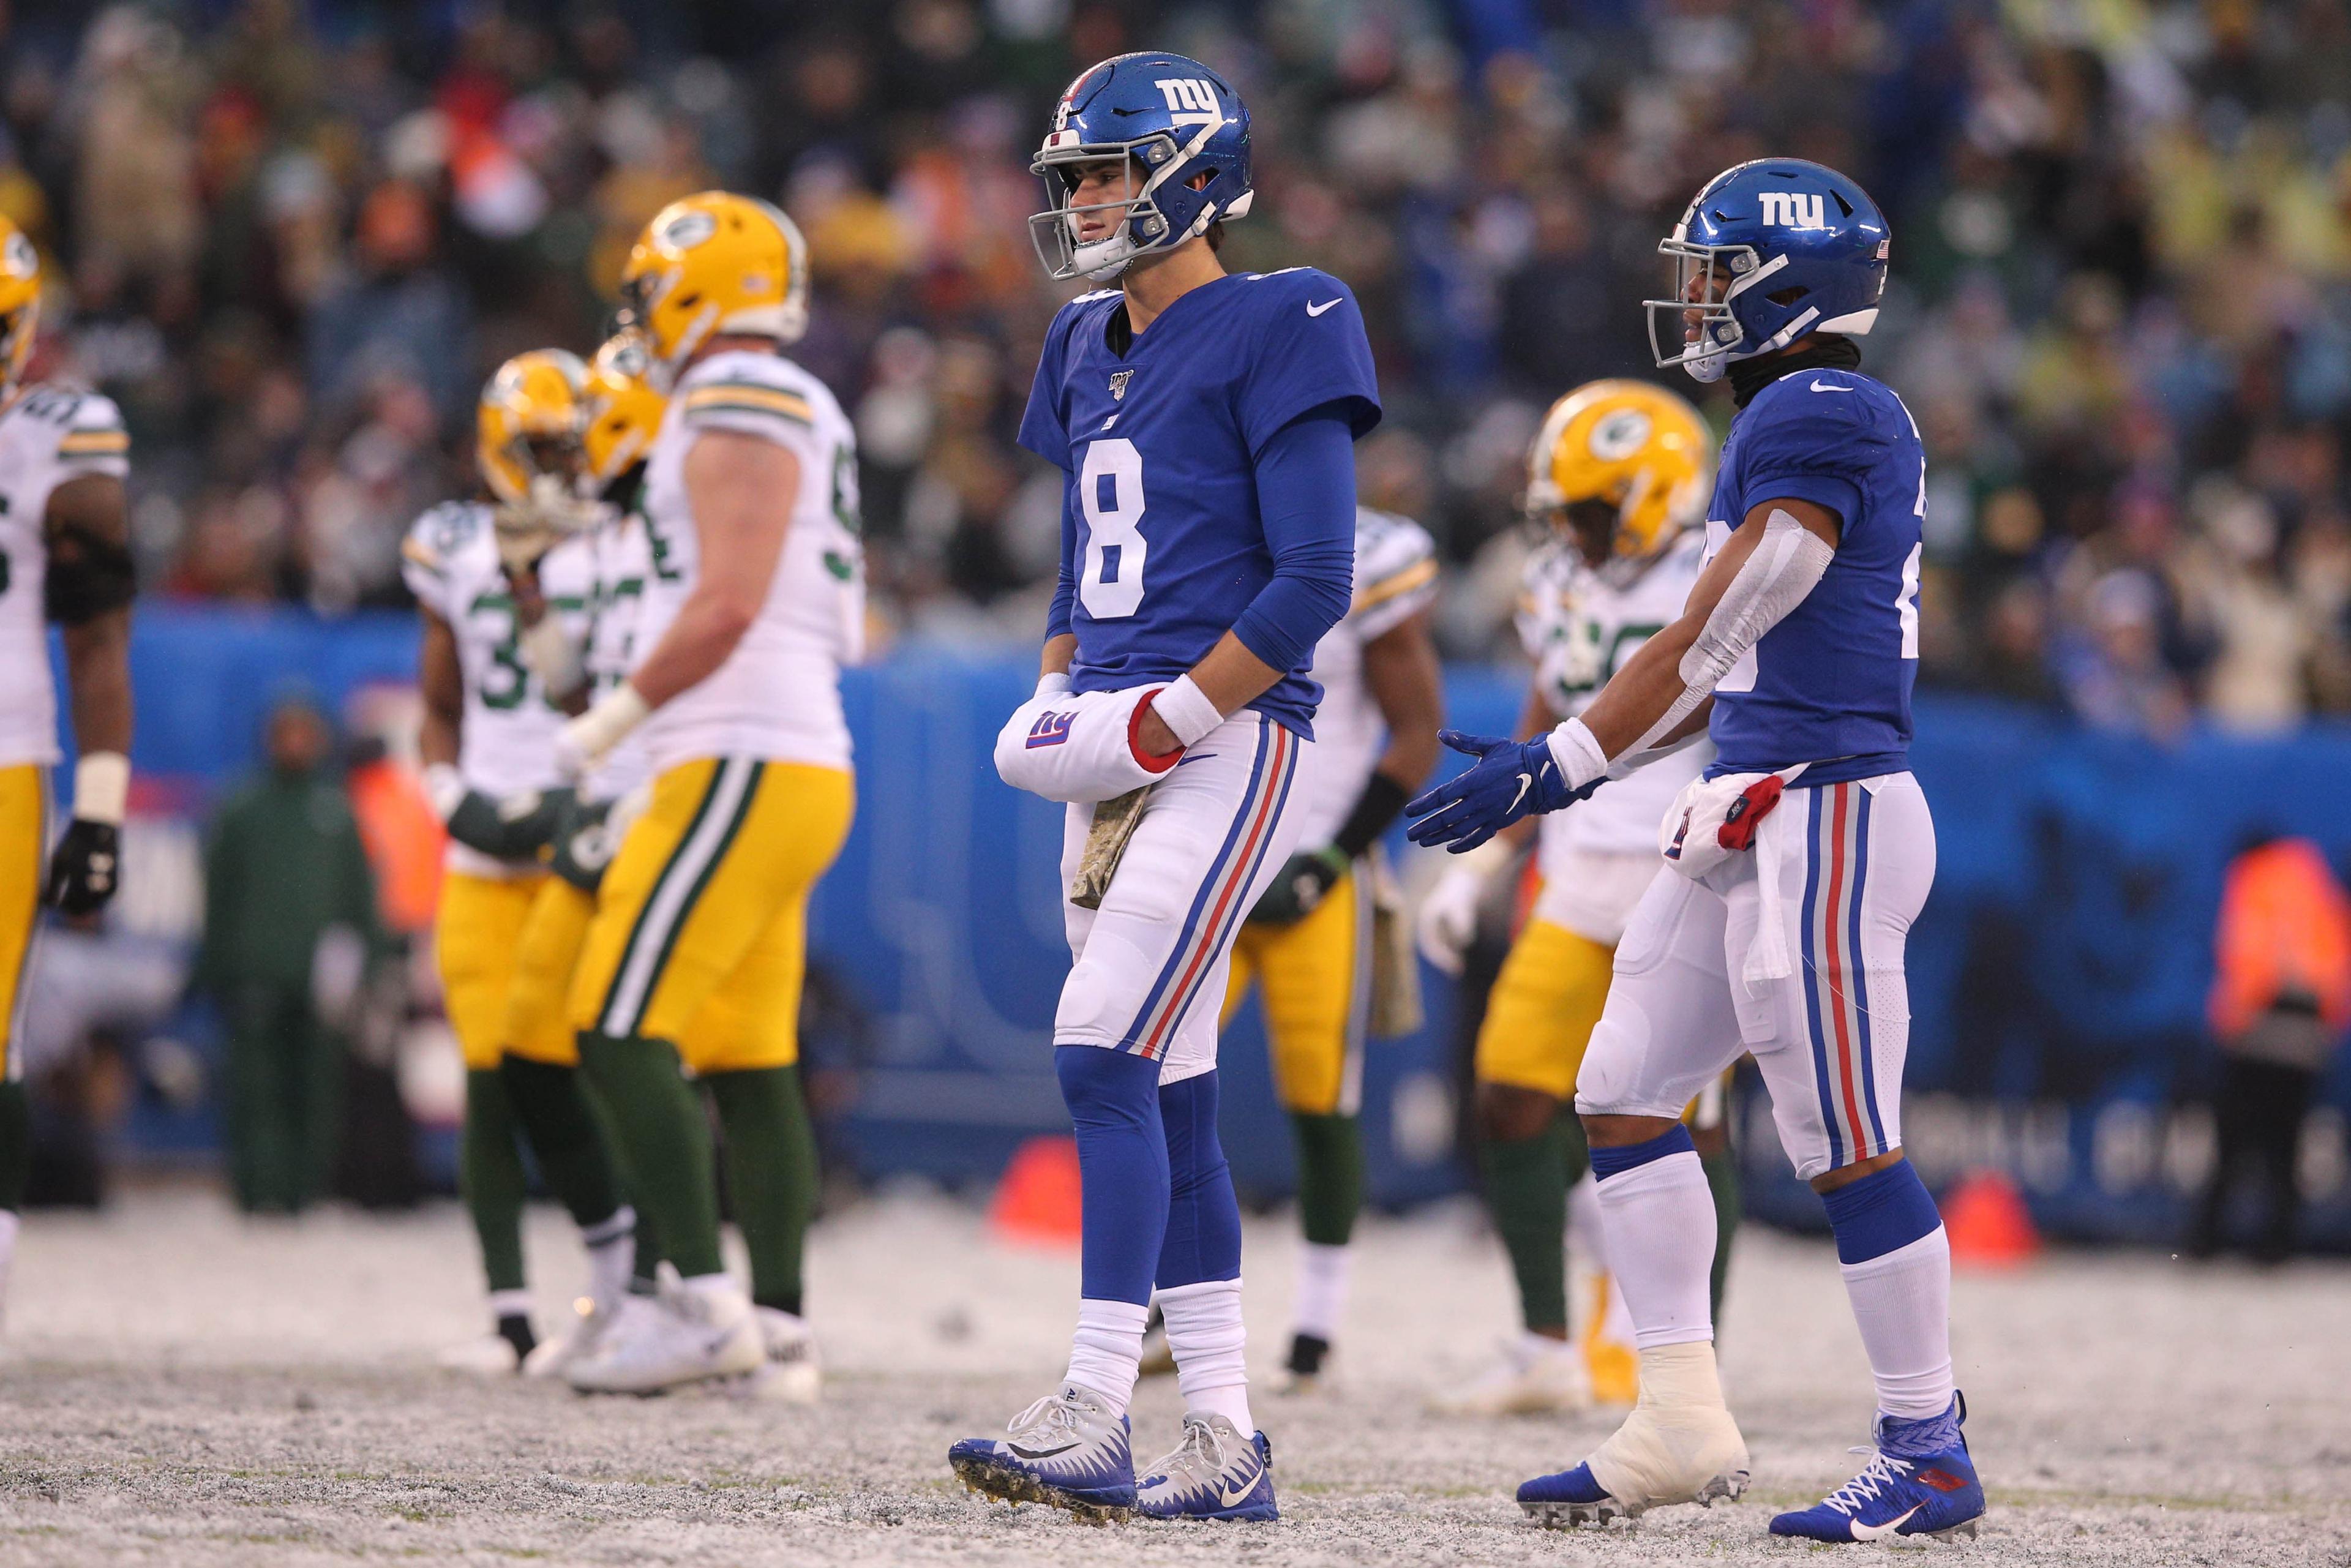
{"left": 194, "top": 697, "right": 384, "bottom": 1215}
{"left": 2189, "top": 833, "right": 2351, "bottom": 1262}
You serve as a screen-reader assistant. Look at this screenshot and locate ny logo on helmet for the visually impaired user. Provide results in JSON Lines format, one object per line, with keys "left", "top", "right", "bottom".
{"left": 1155, "top": 78, "right": 1220, "bottom": 115}
{"left": 1757, "top": 191, "right": 1826, "bottom": 228}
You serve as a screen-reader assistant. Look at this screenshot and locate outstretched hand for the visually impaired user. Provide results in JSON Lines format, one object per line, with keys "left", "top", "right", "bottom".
{"left": 1404, "top": 729, "right": 1598, "bottom": 853}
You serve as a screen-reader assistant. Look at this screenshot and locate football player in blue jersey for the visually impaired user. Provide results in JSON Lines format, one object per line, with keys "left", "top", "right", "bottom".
{"left": 1408, "top": 159, "right": 1983, "bottom": 1545}
{"left": 948, "top": 52, "right": 1380, "bottom": 1523}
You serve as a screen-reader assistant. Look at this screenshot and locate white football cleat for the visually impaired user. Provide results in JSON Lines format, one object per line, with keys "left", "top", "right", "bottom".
{"left": 435, "top": 1332, "right": 523, "bottom": 1375}
{"left": 1518, "top": 1341, "right": 1749, "bottom": 1527}
{"left": 563, "top": 1277, "right": 762, "bottom": 1395}
{"left": 1430, "top": 1333, "right": 1591, "bottom": 1417}
{"left": 723, "top": 1306, "right": 822, "bottom": 1403}
{"left": 522, "top": 1294, "right": 618, "bottom": 1381}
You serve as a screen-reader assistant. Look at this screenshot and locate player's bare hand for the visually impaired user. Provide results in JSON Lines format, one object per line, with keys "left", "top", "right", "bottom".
{"left": 1134, "top": 705, "right": 1182, "bottom": 760}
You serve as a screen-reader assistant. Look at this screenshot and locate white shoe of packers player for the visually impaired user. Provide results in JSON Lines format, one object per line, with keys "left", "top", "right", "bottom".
{"left": 563, "top": 1277, "right": 762, "bottom": 1395}
{"left": 1518, "top": 1342, "right": 1749, "bottom": 1528}
{"left": 1430, "top": 1332, "right": 1591, "bottom": 1417}
{"left": 721, "top": 1306, "right": 822, "bottom": 1403}
{"left": 522, "top": 1294, "right": 621, "bottom": 1381}
{"left": 435, "top": 1332, "right": 523, "bottom": 1375}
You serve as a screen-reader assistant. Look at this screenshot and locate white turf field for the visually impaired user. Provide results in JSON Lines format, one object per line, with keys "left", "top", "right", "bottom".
{"left": 2, "top": 1186, "right": 2345, "bottom": 1567}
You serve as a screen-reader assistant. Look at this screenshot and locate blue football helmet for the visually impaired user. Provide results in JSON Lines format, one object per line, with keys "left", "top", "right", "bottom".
{"left": 1646, "top": 159, "right": 1890, "bottom": 383}
{"left": 1029, "top": 53, "right": 1253, "bottom": 282}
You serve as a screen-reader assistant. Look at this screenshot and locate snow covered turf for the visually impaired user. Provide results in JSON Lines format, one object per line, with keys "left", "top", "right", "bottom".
{"left": 2, "top": 1184, "right": 2345, "bottom": 1566}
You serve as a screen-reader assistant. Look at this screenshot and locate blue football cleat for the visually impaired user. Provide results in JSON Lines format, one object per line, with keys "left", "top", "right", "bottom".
{"left": 1771, "top": 1397, "right": 1985, "bottom": 1543}
{"left": 1136, "top": 1414, "right": 1278, "bottom": 1521}
{"left": 950, "top": 1384, "right": 1139, "bottom": 1521}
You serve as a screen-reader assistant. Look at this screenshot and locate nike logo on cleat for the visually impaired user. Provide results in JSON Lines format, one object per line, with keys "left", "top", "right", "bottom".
{"left": 1008, "top": 1442, "right": 1079, "bottom": 1461}
{"left": 1849, "top": 1506, "right": 1921, "bottom": 1540}
{"left": 1306, "top": 299, "right": 1341, "bottom": 317}
{"left": 1219, "top": 1468, "right": 1261, "bottom": 1507}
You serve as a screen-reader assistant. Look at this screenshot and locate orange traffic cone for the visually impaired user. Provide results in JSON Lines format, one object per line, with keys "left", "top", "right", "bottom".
{"left": 990, "top": 1135, "right": 1084, "bottom": 1246}
{"left": 1941, "top": 1169, "right": 2041, "bottom": 1268}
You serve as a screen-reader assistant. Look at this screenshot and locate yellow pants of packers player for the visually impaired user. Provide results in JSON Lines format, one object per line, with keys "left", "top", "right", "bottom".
{"left": 436, "top": 871, "right": 580, "bottom": 1070}
{"left": 0, "top": 764, "right": 46, "bottom": 1082}
{"left": 1221, "top": 868, "right": 1370, "bottom": 1117}
{"left": 568, "top": 757, "right": 852, "bottom": 1071}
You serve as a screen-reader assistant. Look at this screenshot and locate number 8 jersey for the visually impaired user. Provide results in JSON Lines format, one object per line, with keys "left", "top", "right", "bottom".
{"left": 1018, "top": 268, "right": 1381, "bottom": 735}
{"left": 1702, "top": 366, "right": 1925, "bottom": 784}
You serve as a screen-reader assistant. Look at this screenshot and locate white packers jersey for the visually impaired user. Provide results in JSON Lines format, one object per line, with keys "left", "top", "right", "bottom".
{"left": 1292, "top": 508, "right": 1439, "bottom": 849}
{"left": 571, "top": 512, "right": 654, "bottom": 804}
{"left": 634, "top": 348, "right": 865, "bottom": 772}
{"left": 1519, "top": 528, "right": 1712, "bottom": 859}
{"left": 0, "top": 385, "right": 130, "bottom": 768}
{"left": 402, "top": 503, "right": 576, "bottom": 877}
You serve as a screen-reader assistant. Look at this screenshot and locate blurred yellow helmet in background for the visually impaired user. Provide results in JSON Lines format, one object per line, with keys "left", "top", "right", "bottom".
{"left": 0, "top": 213, "right": 41, "bottom": 399}
{"left": 582, "top": 331, "right": 669, "bottom": 493}
{"left": 618, "top": 192, "right": 808, "bottom": 377}
{"left": 1526, "top": 379, "right": 1712, "bottom": 573}
{"left": 476, "top": 348, "right": 599, "bottom": 568}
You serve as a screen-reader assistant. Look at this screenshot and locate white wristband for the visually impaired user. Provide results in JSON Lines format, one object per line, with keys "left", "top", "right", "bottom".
{"left": 72, "top": 751, "right": 130, "bottom": 826}
{"left": 1152, "top": 675, "right": 1224, "bottom": 749}
{"left": 1545, "top": 718, "right": 1610, "bottom": 793}
{"left": 421, "top": 762, "right": 467, "bottom": 822}
{"left": 1035, "top": 670, "right": 1073, "bottom": 699}
{"left": 561, "top": 683, "right": 651, "bottom": 771}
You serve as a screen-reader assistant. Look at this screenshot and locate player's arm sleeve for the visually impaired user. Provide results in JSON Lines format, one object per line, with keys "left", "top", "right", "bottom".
{"left": 1016, "top": 308, "right": 1076, "bottom": 471}
{"left": 1236, "top": 277, "right": 1382, "bottom": 456}
{"left": 1231, "top": 408, "right": 1357, "bottom": 673}
{"left": 1348, "top": 517, "right": 1439, "bottom": 642}
{"left": 399, "top": 512, "right": 451, "bottom": 615}
{"left": 677, "top": 376, "right": 825, "bottom": 457}
{"left": 1046, "top": 481, "right": 1079, "bottom": 640}
{"left": 54, "top": 393, "right": 130, "bottom": 479}
{"left": 1736, "top": 393, "right": 1889, "bottom": 532}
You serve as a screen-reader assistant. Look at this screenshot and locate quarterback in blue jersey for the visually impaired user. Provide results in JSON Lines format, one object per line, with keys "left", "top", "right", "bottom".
{"left": 1410, "top": 159, "right": 1983, "bottom": 1545}
{"left": 949, "top": 53, "right": 1379, "bottom": 1523}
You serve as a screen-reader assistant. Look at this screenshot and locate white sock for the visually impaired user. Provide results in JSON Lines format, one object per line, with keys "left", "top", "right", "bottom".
{"left": 487, "top": 1287, "right": 534, "bottom": 1326}
{"left": 1291, "top": 1241, "right": 1349, "bottom": 1341}
{"left": 1160, "top": 1277, "right": 1251, "bottom": 1433}
{"left": 581, "top": 1206, "right": 636, "bottom": 1308}
{"left": 1065, "top": 1297, "right": 1150, "bottom": 1416}
{"left": 1839, "top": 1226, "right": 1955, "bottom": 1419}
{"left": 1592, "top": 1150, "right": 1715, "bottom": 1351}
{"left": 0, "top": 1208, "right": 20, "bottom": 1319}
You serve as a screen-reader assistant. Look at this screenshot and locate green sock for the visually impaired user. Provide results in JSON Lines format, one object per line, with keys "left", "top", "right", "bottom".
{"left": 1477, "top": 1113, "right": 1571, "bottom": 1336}
{"left": 0, "top": 1080, "right": 26, "bottom": 1213}
{"left": 704, "top": 1065, "right": 819, "bottom": 1317}
{"left": 1290, "top": 1111, "right": 1363, "bottom": 1247}
{"left": 1703, "top": 1143, "right": 1742, "bottom": 1322}
{"left": 574, "top": 1032, "right": 724, "bottom": 1279}
{"left": 460, "top": 1068, "right": 528, "bottom": 1296}
{"left": 630, "top": 1203, "right": 664, "bottom": 1293}
{"left": 499, "top": 1056, "right": 623, "bottom": 1229}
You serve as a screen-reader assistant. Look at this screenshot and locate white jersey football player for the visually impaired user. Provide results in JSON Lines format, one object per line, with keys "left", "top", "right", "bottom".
{"left": 405, "top": 350, "right": 637, "bottom": 1376}
{"left": 1212, "top": 505, "right": 1440, "bottom": 1390}
{"left": 1419, "top": 381, "right": 1737, "bottom": 1419}
{"left": 1409, "top": 159, "right": 1984, "bottom": 1545}
{"left": 555, "top": 196, "right": 864, "bottom": 1398}
{"left": 0, "top": 215, "right": 137, "bottom": 1329}
{"left": 951, "top": 53, "right": 1381, "bottom": 1522}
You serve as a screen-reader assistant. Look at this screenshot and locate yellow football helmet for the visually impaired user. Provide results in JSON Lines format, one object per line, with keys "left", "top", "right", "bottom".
{"left": 581, "top": 331, "right": 669, "bottom": 494}
{"left": 618, "top": 192, "right": 809, "bottom": 379}
{"left": 1525, "top": 379, "right": 1712, "bottom": 574}
{"left": 476, "top": 348, "right": 599, "bottom": 567}
{"left": 0, "top": 213, "right": 40, "bottom": 399}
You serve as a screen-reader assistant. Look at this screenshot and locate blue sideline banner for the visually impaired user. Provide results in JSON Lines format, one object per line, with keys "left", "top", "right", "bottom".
{"left": 80, "top": 612, "right": 2351, "bottom": 1247}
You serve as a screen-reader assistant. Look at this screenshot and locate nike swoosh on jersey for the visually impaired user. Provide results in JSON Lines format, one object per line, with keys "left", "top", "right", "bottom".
{"left": 1849, "top": 1506, "right": 1922, "bottom": 1540}
{"left": 1809, "top": 379, "right": 1854, "bottom": 392}
{"left": 1507, "top": 773, "right": 1533, "bottom": 814}
{"left": 1306, "top": 299, "right": 1341, "bottom": 317}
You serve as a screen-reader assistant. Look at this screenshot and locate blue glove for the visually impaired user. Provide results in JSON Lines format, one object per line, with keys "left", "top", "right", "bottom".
{"left": 1405, "top": 730, "right": 1600, "bottom": 853}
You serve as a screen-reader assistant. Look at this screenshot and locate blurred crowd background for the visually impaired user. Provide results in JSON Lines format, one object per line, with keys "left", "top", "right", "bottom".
{"left": 5, "top": 0, "right": 2351, "bottom": 733}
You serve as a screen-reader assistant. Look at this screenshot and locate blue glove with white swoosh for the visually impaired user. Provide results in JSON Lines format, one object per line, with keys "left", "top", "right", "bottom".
{"left": 1405, "top": 730, "right": 1601, "bottom": 853}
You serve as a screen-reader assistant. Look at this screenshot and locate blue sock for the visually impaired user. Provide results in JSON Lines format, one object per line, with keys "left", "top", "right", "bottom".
{"left": 1155, "top": 1070, "right": 1242, "bottom": 1289}
{"left": 1056, "top": 1045, "right": 1169, "bottom": 1305}
{"left": 1818, "top": 1160, "right": 1942, "bottom": 1266}
{"left": 1588, "top": 1122, "right": 1695, "bottom": 1180}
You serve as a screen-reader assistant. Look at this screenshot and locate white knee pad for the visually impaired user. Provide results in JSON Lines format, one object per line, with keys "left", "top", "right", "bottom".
{"left": 996, "top": 684, "right": 1180, "bottom": 804}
